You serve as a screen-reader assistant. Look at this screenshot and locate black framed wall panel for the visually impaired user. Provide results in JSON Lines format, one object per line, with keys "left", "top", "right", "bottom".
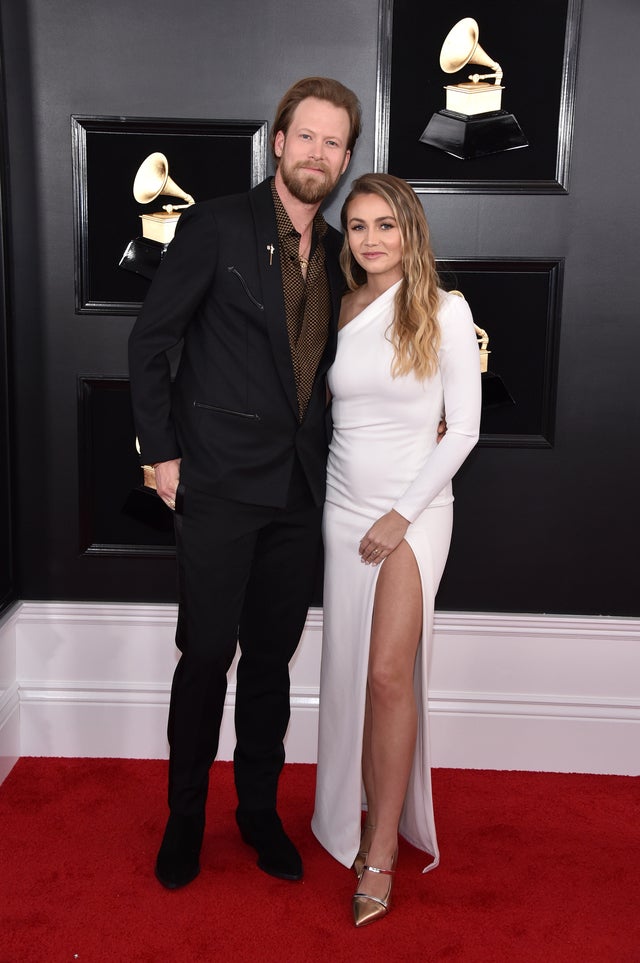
{"left": 376, "top": 0, "right": 582, "bottom": 193}
{"left": 72, "top": 116, "right": 267, "bottom": 314}
{"left": 438, "top": 258, "right": 564, "bottom": 448}
{"left": 77, "top": 377, "right": 176, "bottom": 557}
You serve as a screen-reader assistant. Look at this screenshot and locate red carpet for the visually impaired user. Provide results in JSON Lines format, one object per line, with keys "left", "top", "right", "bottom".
{"left": 0, "top": 759, "right": 638, "bottom": 962}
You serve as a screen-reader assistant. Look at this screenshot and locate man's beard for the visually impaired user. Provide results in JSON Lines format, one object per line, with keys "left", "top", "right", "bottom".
{"left": 278, "top": 157, "right": 337, "bottom": 204}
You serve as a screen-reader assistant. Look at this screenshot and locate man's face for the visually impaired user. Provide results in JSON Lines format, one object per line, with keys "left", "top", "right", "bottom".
{"left": 274, "top": 97, "right": 352, "bottom": 205}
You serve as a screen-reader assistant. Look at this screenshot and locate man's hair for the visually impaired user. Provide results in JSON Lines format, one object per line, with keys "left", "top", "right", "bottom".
{"left": 270, "top": 77, "right": 362, "bottom": 161}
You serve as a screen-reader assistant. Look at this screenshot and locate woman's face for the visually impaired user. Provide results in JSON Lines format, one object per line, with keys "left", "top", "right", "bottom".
{"left": 345, "top": 192, "right": 404, "bottom": 286}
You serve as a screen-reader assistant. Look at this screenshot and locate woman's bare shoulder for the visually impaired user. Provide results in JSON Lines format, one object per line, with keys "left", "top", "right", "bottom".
{"left": 339, "top": 287, "right": 369, "bottom": 330}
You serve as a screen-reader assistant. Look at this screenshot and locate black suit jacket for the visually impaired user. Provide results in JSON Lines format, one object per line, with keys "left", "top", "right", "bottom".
{"left": 128, "top": 178, "right": 344, "bottom": 508}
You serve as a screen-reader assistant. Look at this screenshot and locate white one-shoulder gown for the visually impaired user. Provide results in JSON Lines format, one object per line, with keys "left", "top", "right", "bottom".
{"left": 312, "top": 281, "right": 481, "bottom": 872}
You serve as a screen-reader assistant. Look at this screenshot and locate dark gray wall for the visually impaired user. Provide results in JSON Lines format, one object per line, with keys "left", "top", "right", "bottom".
{"left": 1, "top": 0, "right": 638, "bottom": 614}
{"left": 0, "top": 30, "right": 12, "bottom": 614}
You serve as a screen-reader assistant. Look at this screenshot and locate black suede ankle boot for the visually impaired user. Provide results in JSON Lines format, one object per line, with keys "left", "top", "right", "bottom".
{"left": 155, "top": 811, "right": 205, "bottom": 889}
{"left": 235, "top": 808, "right": 303, "bottom": 881}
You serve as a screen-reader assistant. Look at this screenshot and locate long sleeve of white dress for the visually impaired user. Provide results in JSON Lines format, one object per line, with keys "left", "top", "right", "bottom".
{"left": 392, "top": 293, "right": 481, "bottom": 523}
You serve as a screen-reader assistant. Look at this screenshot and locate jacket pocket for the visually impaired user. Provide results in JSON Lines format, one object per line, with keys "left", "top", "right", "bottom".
{"left": 227, "top": 266, "right": 264, "bottom": 310}
{"left": 193, "top": 401, "right": 261, "bottom": 421}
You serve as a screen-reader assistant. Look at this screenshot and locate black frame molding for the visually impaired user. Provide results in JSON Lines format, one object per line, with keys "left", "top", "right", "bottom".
{"left": 375, "top": 0, "right": 582, "bottom": 193}
{"left": 77, "top": 376, "right": 176, "bottom": 557}
{"left": 436, "top": 257, "right": 564, "bottom": 447}
{"left": 71, "top": 115, "right": 267, "bottom": 314}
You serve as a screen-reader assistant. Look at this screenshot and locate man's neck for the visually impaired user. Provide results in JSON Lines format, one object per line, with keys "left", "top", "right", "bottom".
{"left": 273, "top": 169, "right": 321, "bottom": 237}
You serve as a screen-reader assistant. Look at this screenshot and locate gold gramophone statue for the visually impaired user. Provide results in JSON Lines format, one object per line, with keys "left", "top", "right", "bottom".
{"left": 135, "top": 436, "right": 158, "bottom": 492}
{"left": 420, "top": 18, "right": 527, "bottom": 160}
{"left": 121, "top": 438, "right": 174, "bottom": 529}
{"left": 119, "top": 152, "right": 195, "bottom": 280}
{"left": 449, "top": 290, "right": 514, "bottom": 408}
{"left": 133, "top": 152, "right": 195, "bottom": 243}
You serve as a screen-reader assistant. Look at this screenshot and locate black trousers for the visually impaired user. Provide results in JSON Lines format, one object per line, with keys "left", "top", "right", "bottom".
{"left": 167, "top": 467, "right": 322, "bottom": 817}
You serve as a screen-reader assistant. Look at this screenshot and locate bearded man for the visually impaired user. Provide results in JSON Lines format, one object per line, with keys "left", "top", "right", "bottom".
{"left": 128, "top": 77, "right": 361, "bottom": 890}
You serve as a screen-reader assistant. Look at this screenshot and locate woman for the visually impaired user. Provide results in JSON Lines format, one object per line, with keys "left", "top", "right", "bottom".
{"left": 311, "top": 173, "right": 481, "bottom": 926}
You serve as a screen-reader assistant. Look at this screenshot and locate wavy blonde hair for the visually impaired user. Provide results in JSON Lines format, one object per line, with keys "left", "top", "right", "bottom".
{"left": 340, "top": 173, "right": 441, "bottom": 380}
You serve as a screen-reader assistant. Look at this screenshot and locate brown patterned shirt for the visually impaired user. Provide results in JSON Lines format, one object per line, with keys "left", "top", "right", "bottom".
{"left": 271, "top": 179, "right": 331, "bottom": 420}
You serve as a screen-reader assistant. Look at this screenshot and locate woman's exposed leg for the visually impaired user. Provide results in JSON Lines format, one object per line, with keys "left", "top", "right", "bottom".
{"left": 356, "top": 689, "right": 376, "bottom": 872}
{"left": 357, "top": 539, "right": 422, "bottom": 904}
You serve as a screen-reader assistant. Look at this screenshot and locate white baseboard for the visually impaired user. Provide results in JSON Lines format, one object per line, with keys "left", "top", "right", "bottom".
{"left": 0, "top": 603, "right": 20, "bottom": 782}
{"left": 1, "top": 602, "right": 638, "bottom": 785}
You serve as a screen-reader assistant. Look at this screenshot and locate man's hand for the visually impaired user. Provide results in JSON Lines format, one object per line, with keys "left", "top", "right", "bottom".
{"left": 154, "top": 458, "right": 181, "bottom": 511}
{"left": 437, "top": 417, "right": 447, "bottom": 443}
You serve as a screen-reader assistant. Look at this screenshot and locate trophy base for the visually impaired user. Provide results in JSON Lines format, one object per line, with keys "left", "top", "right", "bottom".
{"left": 119, "top": 236, "right": 169, "bottom": 280}
{"left": 482, "top": 370, "right": 515, "bottom": 409}
{"left": 419, "top": 109, "right": 528, "bottom": 160}
{"left": 121, "top": 485, "right": 174, "bottom": 532}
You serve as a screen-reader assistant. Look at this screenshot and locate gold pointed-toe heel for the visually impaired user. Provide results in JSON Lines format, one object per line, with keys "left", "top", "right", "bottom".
{"left": 352, "top": 854, "right": 396, "bottom": 928}
{"left": 352, "top": 823, "right": 375, "bottom": 879}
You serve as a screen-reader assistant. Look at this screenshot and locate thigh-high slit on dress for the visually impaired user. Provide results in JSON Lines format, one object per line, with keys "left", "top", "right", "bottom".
{"left": 311, "top": 281, "right": 481, "bottom": 872}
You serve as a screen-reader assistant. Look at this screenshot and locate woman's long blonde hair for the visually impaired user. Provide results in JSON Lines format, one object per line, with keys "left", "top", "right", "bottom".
{"left": 340, "top": 173, "right": 441, "bottom": 380}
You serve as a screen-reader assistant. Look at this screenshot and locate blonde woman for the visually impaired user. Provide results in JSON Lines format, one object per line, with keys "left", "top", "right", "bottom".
{"left": 312, "top": 173, "right": 481, "bottom": 926}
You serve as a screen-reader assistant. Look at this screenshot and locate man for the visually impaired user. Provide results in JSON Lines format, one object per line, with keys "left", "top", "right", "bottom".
{"left": 128, "top": 77, "right": 361, "bottom": 889}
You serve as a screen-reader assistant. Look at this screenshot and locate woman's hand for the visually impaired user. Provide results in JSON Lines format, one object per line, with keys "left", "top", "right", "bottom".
{"left": 359, "top": 509, "right": 409, "bottom": 565}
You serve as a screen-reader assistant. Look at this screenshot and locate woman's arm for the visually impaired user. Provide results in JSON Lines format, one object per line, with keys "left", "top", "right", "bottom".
{"left": 392, "top": 294, "right": 481, "bottom": 523}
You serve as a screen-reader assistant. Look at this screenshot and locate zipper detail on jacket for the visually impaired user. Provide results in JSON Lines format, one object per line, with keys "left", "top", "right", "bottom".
{"left": 227, "top": 266, "right": 264, "bottom": 310}
{"left": 193, "top": 401, "right": 261, "bottom": 421}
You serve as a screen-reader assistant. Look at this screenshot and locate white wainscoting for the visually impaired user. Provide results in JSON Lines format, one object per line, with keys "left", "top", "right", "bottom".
{"left": 0, "top": 602, "right": 20, "bottom": 784}
{"left": 0, "top": 601, "right": 639, "bottom": 787}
